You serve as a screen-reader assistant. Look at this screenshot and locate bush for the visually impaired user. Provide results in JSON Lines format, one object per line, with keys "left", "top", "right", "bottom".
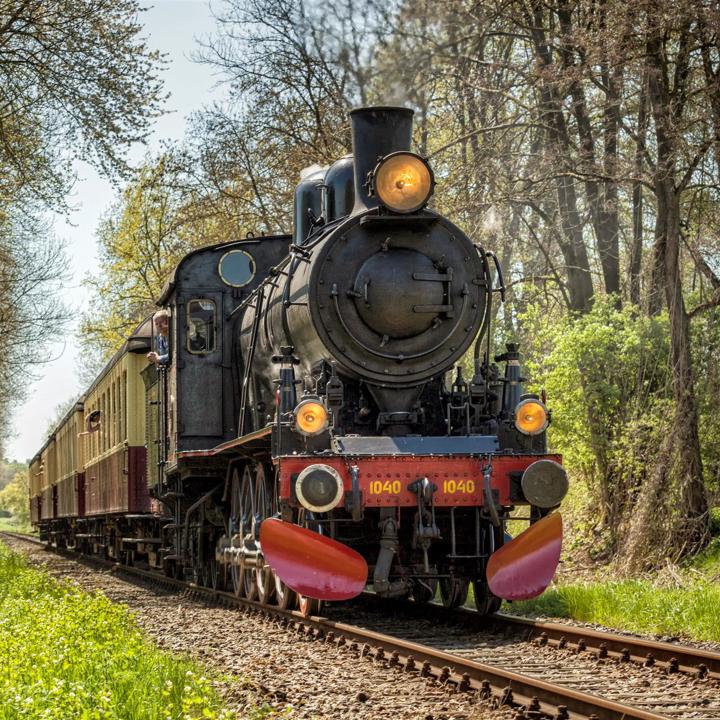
{"left": 0, "top": 472, "right": 30, "bottom": 526}
{"left": 516, "top": 299, "right": 672, "bottom": 554}
{"left": 691, "top": 305, "right": 720, "bottom": 497}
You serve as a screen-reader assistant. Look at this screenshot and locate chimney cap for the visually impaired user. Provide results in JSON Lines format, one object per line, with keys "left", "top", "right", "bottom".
{"left": 349, "top": 105, "right": 414, "bottom": 117}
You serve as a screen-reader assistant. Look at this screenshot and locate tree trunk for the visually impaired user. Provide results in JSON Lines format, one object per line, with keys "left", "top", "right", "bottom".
{"left": 646, "top": 15, "right": 708, "bottom": 547}
{"left": 598, "top": 61, "right": 622, "bottom": 302}
{"left": 621, "top": 430, "right": 674, "bottom": 572}
{"left": 630, "top": 71, "right": 647, "bottom": 306}
{"left": 528, "top": 0, "right": 594, "bottom": 313}
{"left": 556, "top": 0, "right": 620, "bottom": 301}
{"left": 648, "top": 190, "right": 667, "bottom": 316}
{"left": 659, "top": 184, "right": 708, "bottom": 547}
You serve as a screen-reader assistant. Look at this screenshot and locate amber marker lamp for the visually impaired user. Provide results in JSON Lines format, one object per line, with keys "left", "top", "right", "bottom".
{"left": 514, "top": 398, "right": 549, "bottom": 436}
{"left": 371, "top": 152, "right": 435, "bottom": 213}
{"left": 294, "top": 398, "right": 329, "bottom": 436}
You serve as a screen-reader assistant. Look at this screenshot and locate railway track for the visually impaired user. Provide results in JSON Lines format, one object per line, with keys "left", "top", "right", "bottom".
{"left": 352, "top": 593, "right": 720, "bottom": 681}
{"left": 3, "top": 531, "right": 720, "bottom": 720}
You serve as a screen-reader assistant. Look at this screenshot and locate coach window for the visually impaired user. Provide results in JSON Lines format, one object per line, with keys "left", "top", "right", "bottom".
{"left": 186, "top": 299, "right": 216, "bottom": 354}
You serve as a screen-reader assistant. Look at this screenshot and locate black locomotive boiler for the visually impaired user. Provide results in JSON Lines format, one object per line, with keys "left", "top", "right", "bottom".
{"left": 31, "top": 106, "right": 567, "bottom": 615}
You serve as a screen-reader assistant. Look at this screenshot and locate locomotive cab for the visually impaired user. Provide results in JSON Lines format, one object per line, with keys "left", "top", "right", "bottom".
{"left": 147, "top": 236, "right": 292, "bottom": 476}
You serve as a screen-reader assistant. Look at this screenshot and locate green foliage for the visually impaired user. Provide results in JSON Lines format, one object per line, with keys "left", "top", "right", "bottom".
{"left": 80, "top": 154, "right": 215, "bottom": 357}
{"left": 506, "top": 577, "right": 720, "bottom": 642}
{"left": 520, "top": 297, "right": 670, "bottom": 472}
{"left": 0, "top": 472, "right": 29, "bottom": 526}
{"left": 0, "top": 0, "right": 165, "bottom": 187}
{"left": 0, "top": 0, "right": 166, "bottom": 453}
{"left": 0, "top": 518, "right": 32, "bottom": 534}
{"left": 516, "top": 298, "right": 673, "bottom": 551}
{"left": 0, "top": 459, "right": 26, "bottom": 491}
{"left": 687, "top": 529, "right": 720, "bottom": 578}
{"left": 0, "top": 541, "right": 233, "bottom": 720}
{"left": 710, "top": 507, "right": 720, "bottom": 535}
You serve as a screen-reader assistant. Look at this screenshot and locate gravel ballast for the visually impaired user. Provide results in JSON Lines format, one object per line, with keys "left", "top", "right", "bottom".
{"left": 3, "top": 537, "right": 508, "bottom": 720}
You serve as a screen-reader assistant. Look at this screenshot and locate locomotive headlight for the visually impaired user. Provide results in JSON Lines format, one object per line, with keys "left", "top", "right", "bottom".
{"left": 372, "top": 152, "right": 434, "bottom": 214}
{"left": 514, "top": 399, "right": 548, "bottom": 436}
{"left": 294, "top": 399, "right": 329, "bottom": 436}
{"left": 295, "top": 464, "right": 344, "bottom": 513}
{"left": 521, "top": 459, "right": 568, "bottom": 508}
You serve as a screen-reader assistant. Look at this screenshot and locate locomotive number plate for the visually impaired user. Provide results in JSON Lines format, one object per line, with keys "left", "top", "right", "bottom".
{"left": 369, "top": 479, "right": 402, "bottom": 495}
{"left": 368, "top": 478, "right": 476, "bottom": 496}
{"left": 442, "top": 479, "right": 475, "bottom": 494}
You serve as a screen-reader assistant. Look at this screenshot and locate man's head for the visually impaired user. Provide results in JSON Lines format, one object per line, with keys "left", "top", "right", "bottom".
{"left": 154, "top": 310, "right": 169, "bottom": 335}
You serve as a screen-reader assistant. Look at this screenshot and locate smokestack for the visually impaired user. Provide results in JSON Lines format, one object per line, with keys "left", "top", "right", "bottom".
{"left": 349, "top": 106, "right": 414, "bottom": 214}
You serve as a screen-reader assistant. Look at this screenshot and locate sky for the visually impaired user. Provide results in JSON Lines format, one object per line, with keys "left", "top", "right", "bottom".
{"left": 6, "top": 0, "right": 225, "bottom": 462}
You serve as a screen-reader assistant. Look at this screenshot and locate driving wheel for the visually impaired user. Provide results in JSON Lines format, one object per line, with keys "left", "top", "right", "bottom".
{"left": 253, "top": 463, "right": 276, "bottom": 605}
{"left": 439, "top": 577, "right": 469, "bottom": 608}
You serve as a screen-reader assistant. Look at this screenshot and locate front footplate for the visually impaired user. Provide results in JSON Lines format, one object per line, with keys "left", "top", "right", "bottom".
{"left": 486, "top": 513, "right": 562, "bottom": 601}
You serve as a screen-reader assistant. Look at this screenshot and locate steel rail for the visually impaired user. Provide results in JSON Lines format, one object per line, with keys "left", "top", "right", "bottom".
{"left": 1, "top": 532, "right": 678, "bottom": 720}
{"left": 107, "top": 564, "right": 670, "bottom": 720}
{"left": 490, "top": 612, "right": 720, "bottom": 681}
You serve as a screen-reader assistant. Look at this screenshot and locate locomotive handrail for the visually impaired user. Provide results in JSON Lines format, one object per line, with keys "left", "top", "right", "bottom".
{"left": 238, "top": 287, "right": 265, "bottom": 436}
{"left": 485, "top": 249, "right": 506, "bottom": 302}
{"left": 472, "top": 244, "right": 494, "bottom": 372}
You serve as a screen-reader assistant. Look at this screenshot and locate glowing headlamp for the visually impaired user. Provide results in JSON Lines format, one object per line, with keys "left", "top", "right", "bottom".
{"left": 294, "top": 399, "right": 329, "bottom": 436}
{"left": 371, "top": 152, "right": 434, "bottom": 214}
{"left": 514, "top": 399, "right": 548, "bottom": 436}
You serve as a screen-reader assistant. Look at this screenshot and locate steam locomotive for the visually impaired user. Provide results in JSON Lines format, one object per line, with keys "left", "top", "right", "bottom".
{"left": 30, "top": 106, "right": 567, "bottom": 615}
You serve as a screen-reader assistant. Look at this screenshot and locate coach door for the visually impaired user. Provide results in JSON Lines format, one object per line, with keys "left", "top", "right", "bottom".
{"left": 178, "top": 294, "right": 223, "bottom": 440}
{"left": 141, "top": 313, "right": 169, "bottom": 488}
{"left": 143, "top": 363, "right": 164, "bottom": 492}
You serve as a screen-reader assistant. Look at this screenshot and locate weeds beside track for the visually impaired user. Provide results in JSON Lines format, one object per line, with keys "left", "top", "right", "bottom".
{"left": 0, "top": 539, "right": 232, "bottom": 720}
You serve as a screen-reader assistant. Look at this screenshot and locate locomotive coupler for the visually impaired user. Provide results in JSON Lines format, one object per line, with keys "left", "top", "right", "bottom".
{"left": 408, "top": 477, "right": 440, "bottom": 573}
{"left": 373, "top": 511, "right": 410, "bottom": 597}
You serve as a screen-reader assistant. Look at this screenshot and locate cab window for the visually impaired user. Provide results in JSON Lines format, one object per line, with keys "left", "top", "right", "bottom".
{"left": 187, "top": 299, "right": 216, "bottom": 354}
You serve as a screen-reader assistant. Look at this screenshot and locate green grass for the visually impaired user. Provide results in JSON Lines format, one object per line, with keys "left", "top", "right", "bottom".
{"left": 690, "top": 535, "right": 720, "bottom": 578}
{"left": 505, "top": 578, "right": 720, "bottom": 642}
{"left": 0, "top": 540, "right": 235, "bottom": 720}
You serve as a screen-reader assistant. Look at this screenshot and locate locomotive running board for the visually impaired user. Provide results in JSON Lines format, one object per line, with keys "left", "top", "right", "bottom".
{"left": 260, "top": 518, "right": 368, "bottom": 601}
{"left": 486, "top": 512, "right": 563, "bottom": 601}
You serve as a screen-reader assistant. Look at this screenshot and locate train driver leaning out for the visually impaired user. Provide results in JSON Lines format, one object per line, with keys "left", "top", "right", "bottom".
{"left": 147, "top": 309, "right": 170, "bottom": 366}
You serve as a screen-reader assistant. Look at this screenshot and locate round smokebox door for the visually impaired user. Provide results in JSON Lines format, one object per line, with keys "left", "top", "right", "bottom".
{"left": 352, "top": 248, "right": 444, "bottom": 339}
